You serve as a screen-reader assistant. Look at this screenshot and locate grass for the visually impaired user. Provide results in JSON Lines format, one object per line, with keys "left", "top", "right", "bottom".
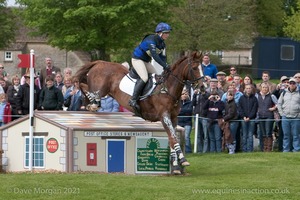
{"left": 0, "top": 152, "right": 300, "bottom": 200}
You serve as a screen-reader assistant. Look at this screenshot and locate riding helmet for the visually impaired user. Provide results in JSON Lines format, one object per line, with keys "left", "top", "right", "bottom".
{"left": 155, "top": 22, "right": 172, "bottom": 33}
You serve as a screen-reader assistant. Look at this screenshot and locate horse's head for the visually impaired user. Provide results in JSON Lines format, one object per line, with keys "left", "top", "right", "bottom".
{"left": 171, "top": 51, "right": 204, "bottom": 90}
{"left": 166, "top": 51, "right": 203, "bottom": 92}
{"left": 188, "top": 51, "right": 204, "bottom": 89}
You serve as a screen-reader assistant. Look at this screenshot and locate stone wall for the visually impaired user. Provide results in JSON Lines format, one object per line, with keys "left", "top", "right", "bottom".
{"left": 0, "top": 43, "right": 91, "bottom": 80}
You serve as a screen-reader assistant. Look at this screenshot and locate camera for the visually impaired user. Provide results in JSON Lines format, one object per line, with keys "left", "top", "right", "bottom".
{"left": 210, "top": 95, "right": 218, "bottom": 100}
{"left": 280, "top": 83, "right": 286, "bottom": 89}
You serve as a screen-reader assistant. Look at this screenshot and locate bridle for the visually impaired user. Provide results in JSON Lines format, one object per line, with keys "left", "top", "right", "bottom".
{"left": 168, "top": 56, "right": 203, "bottom": 89}
{"left": 157, "top": 55, "right": 203, "bottom": 105}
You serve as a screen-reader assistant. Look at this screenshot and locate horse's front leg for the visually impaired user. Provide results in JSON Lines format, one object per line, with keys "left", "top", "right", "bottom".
{"left": 169, "top": 147, "right": 180, "bottom": 175}
{"left": 161, "top": 113, "right": 190, "bottom": 171}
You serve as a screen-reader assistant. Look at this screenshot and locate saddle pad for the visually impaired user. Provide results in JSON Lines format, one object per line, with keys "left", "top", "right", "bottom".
{"left": 119, "top": 74, "right": 157, "bottom": 97}
{"left": 119, "top": 74, "right": 136, "bottom": 95}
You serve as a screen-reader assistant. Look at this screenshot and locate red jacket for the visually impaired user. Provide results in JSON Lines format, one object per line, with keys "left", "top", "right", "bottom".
{"left": 3, "top": 102, "right": 12, "bottom": 124}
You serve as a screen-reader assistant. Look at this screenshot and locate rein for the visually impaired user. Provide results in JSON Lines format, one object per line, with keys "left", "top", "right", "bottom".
{"left": 169, "top": 57, "right": 202, "bottom": 88}
{"left": 156, "top": 56, "right": 202, "bottom": 105}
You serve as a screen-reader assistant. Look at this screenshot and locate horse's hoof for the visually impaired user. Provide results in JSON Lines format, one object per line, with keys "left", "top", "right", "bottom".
{"left": 172, "top": 170, "right": 181, "bottom": 175}
{"left": 179, "top": 157, "right": 190, "bottom": 166}
{"left": 181, "top": 161, "right": 190, "bottom": 166}
{"left": 87, "top": 104, "right": 99, "bottom": 112}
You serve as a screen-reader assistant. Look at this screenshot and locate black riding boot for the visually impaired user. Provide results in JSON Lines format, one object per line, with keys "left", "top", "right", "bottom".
{"left": 129, "top": 79, "right": 146, "bottom": 109}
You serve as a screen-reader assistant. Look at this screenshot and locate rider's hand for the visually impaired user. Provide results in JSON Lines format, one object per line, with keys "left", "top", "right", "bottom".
{"left": 163, "top": 65, "right": 170, "bottom": 72}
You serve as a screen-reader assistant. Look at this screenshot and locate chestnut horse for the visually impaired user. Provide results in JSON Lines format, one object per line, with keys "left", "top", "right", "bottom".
{"left": 75, "top": 51, "right": 203, "bottom": 174}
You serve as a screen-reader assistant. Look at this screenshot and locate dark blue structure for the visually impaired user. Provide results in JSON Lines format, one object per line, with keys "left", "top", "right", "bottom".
{"left": 252, "top": 37, "right": 300, "bottom": 79}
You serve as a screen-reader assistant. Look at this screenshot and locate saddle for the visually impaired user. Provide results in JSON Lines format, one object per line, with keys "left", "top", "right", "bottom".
{"left": 127, "top": 67, "right": 160, "bottom": 100}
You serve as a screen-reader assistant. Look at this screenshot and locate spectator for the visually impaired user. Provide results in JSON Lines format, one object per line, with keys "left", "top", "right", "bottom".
{"left": 21, "top": 68, "right": 41, "bottom": 89}
{"left": 54, "top": 72, "right": 64, "bottom": 91}
{"left": 201, "top": 54, "right": 218, "bottom": 79}
{"left": 293, "top": 73, "right": 300, "bottom": 90}
{"left": 63, "top": 67, "right": 73, "bottom": 77}
{"left": 221, "top": 81, "right": 243, "bottom": 151}
{"left": 203, "top": 92, "right": 225, "bottom": 153}
{"left": 206, "top": 78, "right": 224, "bottom": 97}
{"left": 61, "top": 76, "right": 73, "bottom": 96}
{"left": 177, "top": 89, "right": 193, "bottom": 154}
{"left": 0, "top": 77, "right": 10, "bottom": 93}
{"left": 277, "top": 77, "right": 300, "bottom": 152}
{"left": 7, "top": 75, "right": 21, "bottom": 121}
{"left": 0, "top": 93, "right": 11, "bottom": 126}
{"left": 192, "top": 88, "right": 210, "bottom": 153}
{"left": 256, "top": 82, "right": 277, "bottom": 152}
{"left": 16, "top": 73, "right": 40, "bottom": 115}
{"left": 97, "top": 95, "right": 119, "bottom": 112}
{"left": 40, "top": 57, "right": 61, "bottom": 87}
{"left": 0, "top": 84, "right": 4, "bottom": 94}
{"left": 221, "top": 81, "right": 243, "bottom": 104}
{"left": 272, "top": 75, "right": 290, "bottom": 151}
{"left": 222, "top": 89, "right": 239, "bottom": 154}
{"left": 38, "top": 76, "right": 64, "bottom": 111}
{"left": 233, "top": 74, "right": 243, "bottom": 92}
{"left": 239, "top": 84, "right": 258, "bottom": 152}
{"left": 226, "top": 66, "right": 240, "bottom": 83}
{"left": 256, "top": 71, "right": 277, "bottom": 93}
{"left": 216, "top": 71, "right": 229, "bottom": 92}
{"left": 64, "top": 77, "right": 85, "bottom": 111}
{"left": 240, "top": 74, "right": 256, "bottom": 92}
{"left": 0, "top": 63, "right": 9, "bottom": 82}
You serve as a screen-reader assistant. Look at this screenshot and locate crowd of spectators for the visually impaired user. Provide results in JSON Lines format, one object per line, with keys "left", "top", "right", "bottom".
{"left": 179, "top": 54, "right": 300, "bottom": 154}
{"left": 0, "top": 58, "right": 129, "bottom": 126}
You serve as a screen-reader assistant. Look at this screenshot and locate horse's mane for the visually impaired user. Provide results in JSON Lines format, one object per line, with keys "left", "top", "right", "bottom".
{"left": 173, "top": 55, "right": 188, "bottom": 67}
{"left": 172, "top": 52, "right": 202, "bottom": 69}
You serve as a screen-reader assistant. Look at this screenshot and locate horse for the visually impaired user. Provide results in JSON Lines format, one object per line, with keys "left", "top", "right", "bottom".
{"left": 75, "top": 51, "right": 204, "bottom": 174}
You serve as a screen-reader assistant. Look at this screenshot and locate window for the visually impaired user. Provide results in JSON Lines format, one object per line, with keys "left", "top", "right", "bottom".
{"left": 24, "top": 136, "right": 45, "bottom": 168}
{"left": 4, "top": 51, "right": 12, "bottom": 61}
{"left": 281, "top": 45, "right": 294, "bottom": 61}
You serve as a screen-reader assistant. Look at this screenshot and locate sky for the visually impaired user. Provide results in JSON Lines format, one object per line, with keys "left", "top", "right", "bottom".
{"left": 6, "top": 0, "right": 18, "bottom": 7}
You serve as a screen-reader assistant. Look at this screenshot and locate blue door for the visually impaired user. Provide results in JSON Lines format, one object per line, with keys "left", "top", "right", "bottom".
{"left": 107, "top": 140, "right": 125, "bottom": 173}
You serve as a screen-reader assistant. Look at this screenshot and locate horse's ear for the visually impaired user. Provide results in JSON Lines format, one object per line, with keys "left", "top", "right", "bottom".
{"left": 196, "top": 51, "right": 203, "bottom": 58}
{"left": 192, "top": 51, "right": 203, "bottom": 60}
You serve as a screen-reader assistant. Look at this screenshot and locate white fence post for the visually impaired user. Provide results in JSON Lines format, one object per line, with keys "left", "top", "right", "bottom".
{"left": 193, "top": 114, "right": 199, "bottom": 153}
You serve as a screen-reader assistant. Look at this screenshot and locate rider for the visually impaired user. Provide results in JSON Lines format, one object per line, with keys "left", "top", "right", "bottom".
{"left": 129, "top": 22, "right": 171, "bottom": 110}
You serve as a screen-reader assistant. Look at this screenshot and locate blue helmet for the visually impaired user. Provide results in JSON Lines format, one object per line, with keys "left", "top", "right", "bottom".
{"left": 155, "top": 22, "right": 172, "bottom": 33}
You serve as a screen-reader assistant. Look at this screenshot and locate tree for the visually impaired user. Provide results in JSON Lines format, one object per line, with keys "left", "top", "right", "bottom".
{"left": 16, "top": 0, "right": 181, "bottom": 61}
{"left": 0, "top": 0, "right": 16, "bottom": 49}
{"left": 255, "top": 0, "right": 287, "bottom": 37}
{"left": 168, "top": 0, "right": 256, "bottom": 52}
{"left": 284, "top": 0, "right": 300, "bottom": 40}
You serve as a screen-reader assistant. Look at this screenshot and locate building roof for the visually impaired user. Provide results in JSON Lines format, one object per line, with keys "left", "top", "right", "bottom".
{"left": 1, "top": 111, "right": 166, "bottom": 131}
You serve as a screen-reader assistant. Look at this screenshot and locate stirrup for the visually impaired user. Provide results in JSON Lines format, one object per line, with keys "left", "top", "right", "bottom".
{"left": 128, "top": 99, "right": 137, "bottom": 107}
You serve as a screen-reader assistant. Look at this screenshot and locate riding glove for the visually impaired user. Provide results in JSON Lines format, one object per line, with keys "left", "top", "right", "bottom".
{"left": 163, "top": 65, "right": 170, "bottom": 71}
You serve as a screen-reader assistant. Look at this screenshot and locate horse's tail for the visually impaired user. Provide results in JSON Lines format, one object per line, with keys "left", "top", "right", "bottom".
{"left": 75, "top": 61, "right": 100, "bottom": 110}
{"left": 75, "top": 61, "right": 99, "bottom": 84}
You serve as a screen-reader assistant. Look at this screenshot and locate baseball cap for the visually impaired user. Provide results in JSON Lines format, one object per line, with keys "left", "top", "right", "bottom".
{"left": 289, "top": 77, "right": 296, "bottom": 83}
{"left": 280, "top": 76, "right": 289, "bottom": 82}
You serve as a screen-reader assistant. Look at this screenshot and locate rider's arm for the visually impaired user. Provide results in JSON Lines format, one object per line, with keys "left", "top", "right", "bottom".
{"left": 148, "top": 43, "right": 168, "bottom": 69}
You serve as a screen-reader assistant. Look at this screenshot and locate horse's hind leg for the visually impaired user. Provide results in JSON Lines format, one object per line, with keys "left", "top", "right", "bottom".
{"left": 80, "top": 83, "right": 102, "bottom": 111}
{"left": 161, "top": 113, "right": 190, "bottom": 171}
